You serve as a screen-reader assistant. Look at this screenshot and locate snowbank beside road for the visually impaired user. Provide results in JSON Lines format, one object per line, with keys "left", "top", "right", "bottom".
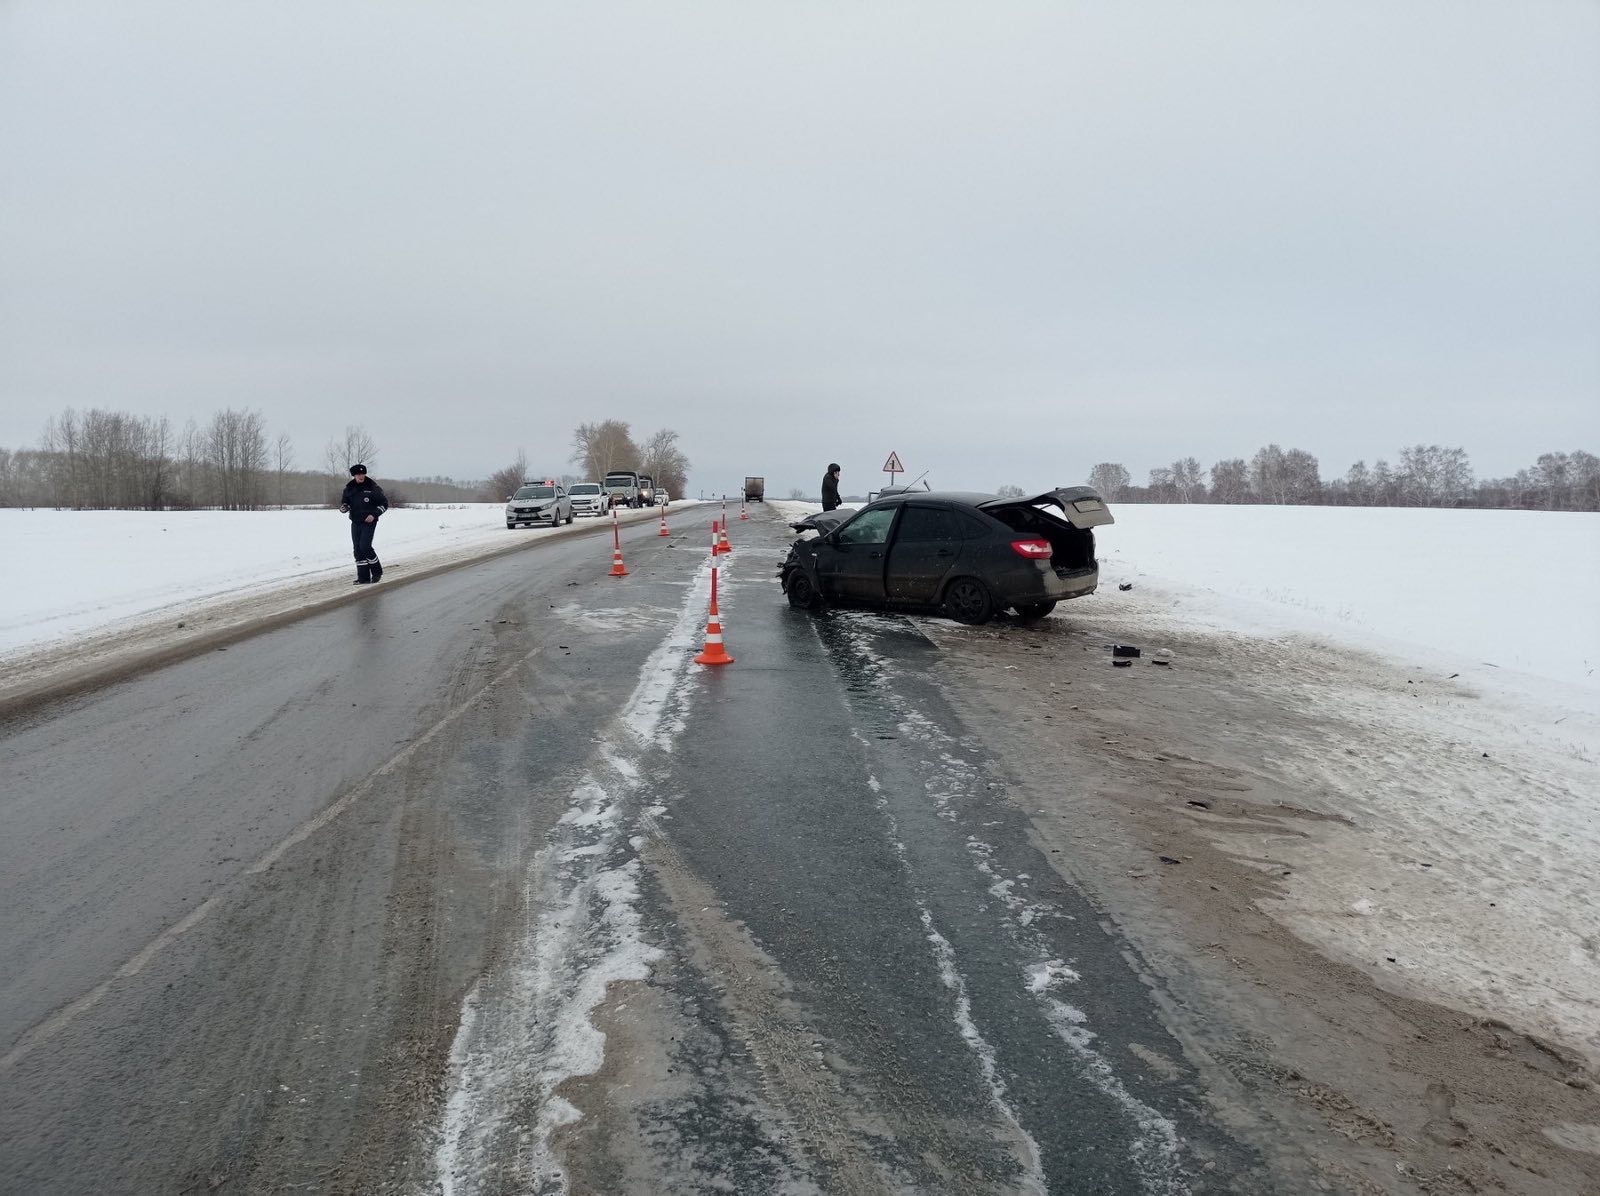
{"left": 0, "top": 503, "right": 694, "bottom": 658}
{"left": 0, "top": 505, "right": 511, "bottom": 654}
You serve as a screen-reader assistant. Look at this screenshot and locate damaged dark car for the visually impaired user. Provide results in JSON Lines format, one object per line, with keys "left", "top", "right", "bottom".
{"left": 780, "top": 488, "right": 1114, "bottom": 624}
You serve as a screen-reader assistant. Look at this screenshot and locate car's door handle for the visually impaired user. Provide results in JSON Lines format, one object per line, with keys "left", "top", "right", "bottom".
{"left": 936, "top": 549, "right": 954, "bottom": 557}
{"left": 869, "top": 550, "right": 882, "bottom": 559}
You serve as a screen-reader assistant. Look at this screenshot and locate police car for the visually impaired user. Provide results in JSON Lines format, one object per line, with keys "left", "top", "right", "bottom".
{"left": 505, "top": 481, "right": 574, "bottom": 529}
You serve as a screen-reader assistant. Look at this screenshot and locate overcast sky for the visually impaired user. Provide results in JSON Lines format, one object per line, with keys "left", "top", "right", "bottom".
{"left": 2, "top": 2, "right": 1596, "bottom": 497}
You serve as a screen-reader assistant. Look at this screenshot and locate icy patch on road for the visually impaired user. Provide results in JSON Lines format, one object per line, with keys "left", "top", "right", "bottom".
{"left": 551, "top": 603, "right": 673, "bottom": 634}
{"left": 840, "top": 624, "right": 1188, "bottom": 1194}
{"left": 846, "top": 728, "right": 1046, "bottom": 1195}
{"left": 922, "top": 910, "right": 1048, "bottom": 1196}
{"left": 1025, "top": 960, "right": 1081, "bottom": 992}
{"left": 432, "top": 558, "right": 717, "bottom": 1195}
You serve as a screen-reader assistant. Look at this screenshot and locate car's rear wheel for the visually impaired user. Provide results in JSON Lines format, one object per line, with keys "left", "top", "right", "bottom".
{"left": 1014, "top": 601, "right": 1057, "bottom": 621}
{"left": 943, "top": 577, "right": 995, "bottom": 625}
{"left": 785, "top": 570, "right": 821, "bottom": 611}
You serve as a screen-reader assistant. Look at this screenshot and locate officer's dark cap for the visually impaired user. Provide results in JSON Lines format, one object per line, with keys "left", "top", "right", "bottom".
{"left": 350, "top": 464, "right": 367, "bottom": 475}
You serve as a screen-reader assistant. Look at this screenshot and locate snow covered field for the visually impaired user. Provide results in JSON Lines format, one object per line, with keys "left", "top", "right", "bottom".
{"left": 5, "top": 500, "right": 1598, "bottom": 1065}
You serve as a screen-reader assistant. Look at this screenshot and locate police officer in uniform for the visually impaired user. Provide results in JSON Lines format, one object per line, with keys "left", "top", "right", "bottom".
{"left": 340, "top": 464, "right": 388, "bottom": 584}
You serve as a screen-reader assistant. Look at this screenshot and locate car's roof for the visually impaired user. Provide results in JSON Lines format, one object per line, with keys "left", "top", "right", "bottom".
{"left": 870, "top": 490, "right": 1001, "bottom": 507}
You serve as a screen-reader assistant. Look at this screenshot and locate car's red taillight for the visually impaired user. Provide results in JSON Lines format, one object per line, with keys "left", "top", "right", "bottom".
{"left": 1010, "top": 538, "right": 1052, "bottom": 559}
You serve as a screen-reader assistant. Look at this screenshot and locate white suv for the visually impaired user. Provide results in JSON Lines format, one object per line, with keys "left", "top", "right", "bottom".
{"left": 569, "top": 482, "right": 611, "bottom": 517}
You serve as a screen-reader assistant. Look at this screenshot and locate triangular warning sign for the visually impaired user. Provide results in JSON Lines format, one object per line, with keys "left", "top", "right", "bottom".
{"left": 882, "top": 451, "right": 904, "bottom": 473}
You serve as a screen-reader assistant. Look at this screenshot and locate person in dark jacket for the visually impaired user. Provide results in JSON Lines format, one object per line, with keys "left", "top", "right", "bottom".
{"left": 821, "top": 463, "right": 842, "bottom": 512}
{"left": 340, "top": 464, "right": 388, "bottom": 584}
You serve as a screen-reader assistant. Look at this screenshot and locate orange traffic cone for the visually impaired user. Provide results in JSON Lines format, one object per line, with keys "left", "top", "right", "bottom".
{"left": 711, "top": 519, "right": 728, "bottom": 555}
{"left": 693, "top": 566, "right": 734, "bottom": 666}
{"left": 739, "top": 497, "right": 748, "bottom": 521}
{"left": 609, "top": 509, "right": 629, "bottom": 576}
{"left": 718, "top": 521, "right": 732, "bottom": 555}
{"left": 658, "top": 502, "right": 670, "bottom": 537}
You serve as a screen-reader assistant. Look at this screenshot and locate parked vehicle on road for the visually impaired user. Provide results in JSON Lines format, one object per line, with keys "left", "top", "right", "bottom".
{"left": 505, "top": 482, "right": 574, "bottom": 529}
{"left": 603, "top": 471, "right": 643, "bottom": 509}
{"left": 780, "top": 488, "right": 1113, "bottom": 624}
{"left": 569, "top": 482, "right": 611, "bottom": 517}
{"left": 743, "top": 476, "right": 765, "bottom": 502}
{"left": 638, "top": 474, "right": 656, "bottom": 506}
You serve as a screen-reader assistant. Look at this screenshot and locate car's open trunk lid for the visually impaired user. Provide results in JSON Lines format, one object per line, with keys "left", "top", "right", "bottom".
{"left": 979, "top": 487, "right": 1112, "bottom": 575}
{"left": 977, "top": 487, "right": 1114, "bottom": 529}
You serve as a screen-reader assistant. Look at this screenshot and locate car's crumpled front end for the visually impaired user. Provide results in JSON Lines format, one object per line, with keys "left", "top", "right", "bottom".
{"left": 778, "top": 511, "right": 847, "bottom": 609}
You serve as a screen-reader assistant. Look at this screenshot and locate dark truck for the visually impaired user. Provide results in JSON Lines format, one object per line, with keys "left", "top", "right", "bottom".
{"left": 743, "top": 476, "right": 765, "bottom": 502}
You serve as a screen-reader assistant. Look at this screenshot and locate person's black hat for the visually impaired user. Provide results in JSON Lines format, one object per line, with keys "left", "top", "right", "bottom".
{"left": 828, "top": 463, "right": 840, "bottom": 472}
{"left": 350, "top": 464, "right": 367, "bottom": 475}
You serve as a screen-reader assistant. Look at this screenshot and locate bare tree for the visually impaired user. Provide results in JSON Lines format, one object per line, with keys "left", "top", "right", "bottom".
{"left": 639, "top": 428, "right": 691, "bottom": 499}
{"left": 1086, "top": 462, "right": 1130, "bottom": 500}
{"left": 1249, "top": 444, "right": 1290, "bottom": 504}
{"left": 1371, "top": 459, "right": 1398, "bottom": 506}
{"left": 132, "top": 416, "right": 173, "bottom": 509}
{"left": 1570, "top": 450, "right": 1600, "bottom": 510}
{"left": 206, "top": 408, "right": 268, "bottom": 510}
{"left": 273, "top": 434, "right": 295, "bottom": 508}
{"left": 994, "top": 484, "right": 1026, "bottom": 497}
{"left": 570, "top": 420, "right": 639, "bottom": 480}
{"left": 1341, "top": 460, "right": 1371, "bottom": 506}
{"left": 1283, "top": 448, "right": 1321, "bottom": 504}
{"left": 1146, "top": 466, "right": 1176, "bottom": 502}
{"left": 1169, "top": 457, "right": 1205, "bottom": 502}
{"left": 1208, "top": 458, "right": 1250, "bottom": 503}
{"left": 484, "top": 450, "right": 529, "bottom": 502}
{"left": 323, "top": 426, "right": 379, "bottom": 478}
{"left": 41, "top": 409, "right": 83, "bottom": 508}
{"left": 37, "top": 408, "right": 174, "bottom": 509}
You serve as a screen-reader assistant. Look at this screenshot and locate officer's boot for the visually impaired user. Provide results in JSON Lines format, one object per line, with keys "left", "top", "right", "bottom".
{"left": 369, "top": 556, "right": 383, "bottom": 583}
{"left": 355, "top": 561, "right": 372, "bottom": 585}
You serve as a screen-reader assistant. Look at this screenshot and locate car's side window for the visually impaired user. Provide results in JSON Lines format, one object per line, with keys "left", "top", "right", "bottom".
{"left": 835, "top": 507, "right": 896, "bottom": 545}
{"left": 896, "top": 506, "right": 962, "bottom": 542}
{"left": 956, "top": 512, "right": 992, "bottom": 540}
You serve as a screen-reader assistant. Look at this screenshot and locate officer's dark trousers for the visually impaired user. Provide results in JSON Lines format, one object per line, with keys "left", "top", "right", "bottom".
{"left": 350, "top": 519, "right": 376, "bottom": 563}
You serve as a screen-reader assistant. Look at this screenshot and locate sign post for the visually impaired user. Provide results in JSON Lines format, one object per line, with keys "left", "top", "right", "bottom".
{"left": 882, "top": 450, "right": 904, "bottom": 490}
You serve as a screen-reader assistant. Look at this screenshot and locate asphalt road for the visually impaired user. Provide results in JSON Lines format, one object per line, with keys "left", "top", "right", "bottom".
{"left": 0, "top": 507, "right": 1265, "bottom": 1194}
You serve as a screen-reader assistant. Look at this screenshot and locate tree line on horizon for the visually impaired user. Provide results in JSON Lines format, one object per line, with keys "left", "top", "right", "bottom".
{"left": 0, "top": 407, "right": 694, "bottom": 511}
{"left": 483, "top": 420, "right": 690, "bottom": 504}
{"left": 0, "top": 408, "right": 485, "bottom": 510}
{"left": 1083, "top": 443, "right": 1599, "bottom": 512}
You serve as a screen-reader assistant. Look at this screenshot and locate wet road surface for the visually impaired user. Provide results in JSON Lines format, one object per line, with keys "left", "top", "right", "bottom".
{"left": 1, "top": 508, "right": 1265, "bottom": 1193}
